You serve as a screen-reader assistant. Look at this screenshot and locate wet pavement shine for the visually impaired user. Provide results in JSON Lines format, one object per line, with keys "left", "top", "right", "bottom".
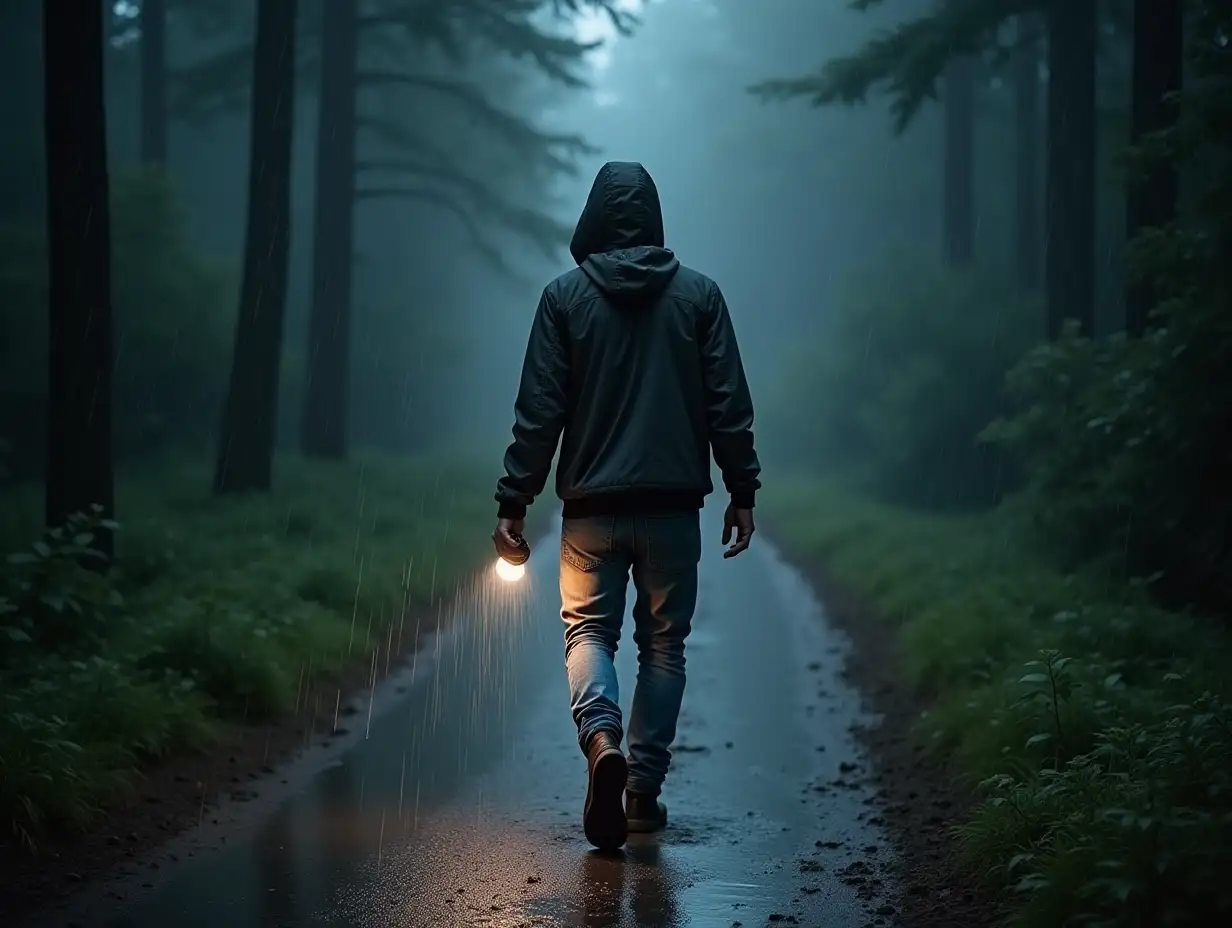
{"left": 56, "top": 507, "right": 896, "bottom": 927}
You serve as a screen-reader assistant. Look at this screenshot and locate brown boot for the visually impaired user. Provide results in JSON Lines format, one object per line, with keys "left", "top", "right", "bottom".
{"left": 583, "top": 731, "right": 628, "bottom": 851}
{"left": 626, "top": 791, "right": 667, "bottom": 833}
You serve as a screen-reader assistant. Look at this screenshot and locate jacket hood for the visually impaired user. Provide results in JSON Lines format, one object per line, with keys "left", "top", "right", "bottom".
{"left": 569, "top": 161, "right": 680, "bottom": 300}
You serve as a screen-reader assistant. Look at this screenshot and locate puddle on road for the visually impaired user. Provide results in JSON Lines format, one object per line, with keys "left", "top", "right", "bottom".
{"left": 677, "top": 877, "right": 776, "bottom": 923}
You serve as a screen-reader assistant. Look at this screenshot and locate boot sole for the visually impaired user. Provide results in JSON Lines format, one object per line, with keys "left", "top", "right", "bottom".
{"left": 583, "top": 748, "right": 628, "bottom": 851}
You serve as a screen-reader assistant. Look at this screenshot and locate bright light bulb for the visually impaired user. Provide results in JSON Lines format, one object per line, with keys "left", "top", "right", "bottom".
{"left": 494, "top": 558, "right": 526, "bottom": 583}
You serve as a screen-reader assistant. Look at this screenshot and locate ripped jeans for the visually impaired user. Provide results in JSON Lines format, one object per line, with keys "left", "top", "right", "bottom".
{"left": 559, "top": 512, "right": 701, "bottom": 797}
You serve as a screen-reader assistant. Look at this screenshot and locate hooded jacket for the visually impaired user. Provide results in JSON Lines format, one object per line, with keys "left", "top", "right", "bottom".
{"left": 495, "top": 161, "right": 761, "bottom": 520}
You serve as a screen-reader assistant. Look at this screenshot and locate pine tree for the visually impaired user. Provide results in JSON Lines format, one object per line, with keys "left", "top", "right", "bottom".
{"left": 292, "top": 0, "right": 630, "bottom": 459}
{"left": 1044, "top": 0, "right": 1097, "bottom": 338}
{"left": 1125, "top": 0, "right": 1183, "bottom": 336}
{"left": 174, "top": 0, "right": 633, "bottom": 462}
{"left": 170, "top": 0, "right": 630, "bottom": 266}
{"left": 750, "top": 0, "right": 1100, "bottom": 337}
{"left": 1012, "top": 14, "right": 1042, "bottom": 293}
{"left": 43, "top": 0, "right": 117, "bottom": 558}
{"left": 301, "top": 0, "right": 360, "bottom": 460}
{"left": 213, "top": 0, "right": 298, "bottom": 494}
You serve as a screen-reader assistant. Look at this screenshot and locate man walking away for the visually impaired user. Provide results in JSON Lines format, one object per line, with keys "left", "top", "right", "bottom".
{"left": 492, "top": 161, "right": 761, "bottom": 851}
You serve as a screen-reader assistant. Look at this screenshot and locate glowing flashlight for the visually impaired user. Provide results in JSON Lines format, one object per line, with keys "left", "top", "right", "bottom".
{"left": 493, "top": 532, "right": 531, "bottom": 583}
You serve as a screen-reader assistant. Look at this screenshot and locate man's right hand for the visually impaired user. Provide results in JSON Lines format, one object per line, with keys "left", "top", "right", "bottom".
{"left": 493, "top": 517, "right": 527, "bottom": 559}
{"left": 721, "top": 504, "right": 755, "bottom": 559}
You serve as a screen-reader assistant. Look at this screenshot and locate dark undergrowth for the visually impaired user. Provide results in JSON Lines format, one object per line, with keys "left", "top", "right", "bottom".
{"left": 0, "top": 453, "right": 530, "bottom": 854}
{"left": 766, "top": 478, "right": 1232, "bottom": 928}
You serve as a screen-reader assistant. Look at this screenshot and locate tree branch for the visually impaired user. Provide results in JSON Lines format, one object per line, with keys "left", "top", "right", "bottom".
{"left": 749, "top": 0, "right": 1041, "bottom": 133}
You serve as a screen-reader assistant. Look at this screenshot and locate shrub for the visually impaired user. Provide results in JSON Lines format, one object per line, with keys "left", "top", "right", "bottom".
{"left": 959, "top": 663, "right": 1232, "bottom": 928}
{"left": 984, "top": 195, "right": 1232, "bottom": 618}
{"left": 0, "top": 453, "right": 513, "bottom": 850}
{"left": 762, "top": 479, "right": 1232, "bottom": 927}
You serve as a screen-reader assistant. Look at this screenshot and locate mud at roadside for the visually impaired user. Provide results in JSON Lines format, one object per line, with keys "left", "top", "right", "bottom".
{"left": 795, "top": 558, "right": 1004, "bottom": 928}
{"left": 2, "top": 612, "right": 456, "bottom": 927}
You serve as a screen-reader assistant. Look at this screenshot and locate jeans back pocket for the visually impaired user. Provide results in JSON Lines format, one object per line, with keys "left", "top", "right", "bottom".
{"left": 560, "top": 515, "right": 617, "bottom": 572}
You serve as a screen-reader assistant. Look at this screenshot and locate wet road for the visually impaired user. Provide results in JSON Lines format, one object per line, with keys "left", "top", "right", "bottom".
{"left": 61, "top": 508, "right": 894, "bottom": 927}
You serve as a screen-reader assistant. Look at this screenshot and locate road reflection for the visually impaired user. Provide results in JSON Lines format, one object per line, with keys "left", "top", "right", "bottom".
{"left": 255, "top": 804, "right": 295, "bottom": 926}
{"left": 573, "top": 841, "right": 680, "bottom": 927}
{"left": 66, "top": 523, "right": 885, "bottom": 928}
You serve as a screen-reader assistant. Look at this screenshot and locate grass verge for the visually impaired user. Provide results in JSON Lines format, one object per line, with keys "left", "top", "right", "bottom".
{"left": 0, "top": 452, "right": 535, "bottom": 854}
{"left": 764, "top": 474, "right": 1232, "bottom": 927}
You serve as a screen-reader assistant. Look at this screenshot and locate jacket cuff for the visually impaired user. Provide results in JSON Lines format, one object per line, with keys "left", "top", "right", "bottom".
{"left": 497, "top": 500, "right": 528, "bottom": 521}
{"left": 730, "top": 490, "right": 756, "bottom": 510}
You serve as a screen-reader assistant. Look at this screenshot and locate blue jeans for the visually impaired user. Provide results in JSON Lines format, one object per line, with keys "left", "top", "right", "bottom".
{"left": 559, "top": 512, "right": 701, "bottom": 797}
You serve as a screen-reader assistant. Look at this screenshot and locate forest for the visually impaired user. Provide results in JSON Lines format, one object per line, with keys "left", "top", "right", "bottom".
{"left": 1, "top": 0, "right": 1230, "bottom": 926}
{"left": 756, "top": 0, "right": 1232, "bottom": 925}
{"left": 1, "top": 0, "right": 625, "bottom": 889}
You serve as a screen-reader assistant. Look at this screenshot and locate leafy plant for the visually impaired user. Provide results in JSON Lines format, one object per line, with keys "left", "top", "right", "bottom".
{"left": 0, "top": 453, "right": 513, "bottom": 852}
{"left": 1, "top": 507, "right": 122, "bottom": 659}
{"left": 964, "top": 676, "right": 1232, "bottom": 927}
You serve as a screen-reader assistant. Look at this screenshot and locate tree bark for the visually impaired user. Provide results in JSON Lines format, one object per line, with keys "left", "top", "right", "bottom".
{"left": 1045, "top": 0, "right": 1097, "bottom": 339}
{"left": 43, "top": 0, "right": 116, "bottom": 559}
{"left": 213, "top": 0, "right": 298, "bottom": 494}
{"left": 1125, "top": 0, "right": 1183, "bottom": 336}
{"left": 140, "top": 0, "right": 167, "bottom": 166}
{"left": 943, "top": 55, "right": 976, "bottom": 268}
{"left": 1013, "top": 14, "right": 1041, "bottom": 293}
{"left": 301, "top": 0, "right": 359, "bottom": 459}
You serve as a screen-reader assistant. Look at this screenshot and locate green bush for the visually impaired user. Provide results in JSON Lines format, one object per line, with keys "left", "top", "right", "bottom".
{"left": 0, "top": 453, "right": 517, "bottom": 851}
{"left": 766, "top": 256, "right": 1038, "bottom": 509}
{"left": 983, "top": 242, "right": 1232, "bottom": 613}
{"left": 764, "top": 479, "right": 1232, "bottom": 927}
{"left": 0, "top": 169, "right": 236, "bottom": 478}
{"left": 984, "top": 176, "right": 1232, "bottom": 616}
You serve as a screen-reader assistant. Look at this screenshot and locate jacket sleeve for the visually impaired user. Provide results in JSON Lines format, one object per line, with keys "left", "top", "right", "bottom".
{"left": 700, "top": 282, "right": 762, "bottom": 508}
{"left": 495, "top": 288, "right": 569, "bottom": 520}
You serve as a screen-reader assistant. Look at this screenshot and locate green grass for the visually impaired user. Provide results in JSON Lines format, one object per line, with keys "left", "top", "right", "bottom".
{"left": 764, "top": 474, "right": 1232, "bottom": 927}
{"left": 0, "top": 452, "right": 532, "bottom": 853}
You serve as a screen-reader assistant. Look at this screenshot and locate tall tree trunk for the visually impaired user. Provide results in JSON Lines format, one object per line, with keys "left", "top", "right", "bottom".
{"left": 43, "top": 0, "right": 116, "bottom": 559}
{"left": 213, "top": 0, "right": 298, "bottom": 494}
{"left": 301, "top": 0, "right": 359, "bottom": 459}
{"left": 1125, "top": 0, "right": 1183, "bottom": 336}
{"left": 1045, "top": 0, "right": 1097, "bottom": 339}
{"left": 140, "top": 0, "right": 167, "bottom": 166}
{"left": 1013, "top": 14, "right": 1041, "bottom": 293}
{"left": 943, "top": 55, "right": 976, "bottom": 268}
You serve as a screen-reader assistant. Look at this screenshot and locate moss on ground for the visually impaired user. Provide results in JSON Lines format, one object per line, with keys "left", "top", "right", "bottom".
{"left": 764, "top": 475, "right": 1232, "bottom": 927}
{"left": 0, "top": 453, "right": 536, "bottom": 852}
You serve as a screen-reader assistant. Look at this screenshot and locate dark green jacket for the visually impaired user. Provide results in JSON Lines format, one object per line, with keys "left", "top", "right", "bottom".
{"left": 495, "top": 161, "right": 761, "bottom": 520}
